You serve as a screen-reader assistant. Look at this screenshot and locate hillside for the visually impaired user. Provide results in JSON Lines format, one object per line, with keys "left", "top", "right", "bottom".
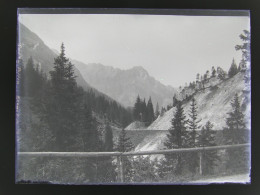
{"left": 135, "top": 71, "right": 250, "bottom": 152}
{"left": 17, "top": 23, "right": 133, "bottom": 128}
{"left": 74, "top": 62, "right": 177, "bottom": 108}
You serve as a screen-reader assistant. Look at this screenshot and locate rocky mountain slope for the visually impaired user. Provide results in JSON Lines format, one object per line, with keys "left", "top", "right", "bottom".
{"left": 134, "top": 71, "right": 250, "bottom": 152}
{"left": 74, "top": 62, "right": 177, "bottom": 108}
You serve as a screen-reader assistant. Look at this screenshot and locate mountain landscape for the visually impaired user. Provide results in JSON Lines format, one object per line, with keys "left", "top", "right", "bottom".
{"left": 74, "top": 62, "right": 177, "bottom": 108}
{"left": 17, "top": 21, "right": 251, "bottom": 184}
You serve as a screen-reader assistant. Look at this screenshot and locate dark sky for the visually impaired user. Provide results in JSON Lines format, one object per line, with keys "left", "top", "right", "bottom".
{"left": 19, "top": 14, "right": 250, "bottom": 87}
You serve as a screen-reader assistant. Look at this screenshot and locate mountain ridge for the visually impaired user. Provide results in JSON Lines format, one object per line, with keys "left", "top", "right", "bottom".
{"left": 74, "top": 61, "right": 177, "bottom": 108}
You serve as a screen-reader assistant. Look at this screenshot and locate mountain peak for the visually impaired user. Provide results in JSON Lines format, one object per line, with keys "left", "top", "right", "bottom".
{"left": 130, "top": 66, "right": 149, "bottom": 78}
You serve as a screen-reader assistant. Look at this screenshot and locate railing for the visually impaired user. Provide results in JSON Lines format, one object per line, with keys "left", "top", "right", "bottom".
{"left": 17, "top": 143, "right": 250, "bottom": 183}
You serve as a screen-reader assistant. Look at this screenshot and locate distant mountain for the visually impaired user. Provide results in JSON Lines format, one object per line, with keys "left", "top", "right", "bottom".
{"left": 74, "top": 62, "right": 177, "bottom": 108}
{"left": 18, "top": 23, "right": 123, "bottom": 103}
{"left": 18, "top": 23, "right": 92, "bottom": 91}
{"left": 18, "top": 23, "right": 134, "bottom": 128}
{"left": 134, "top": 71, "right": 250, "bottom": 152}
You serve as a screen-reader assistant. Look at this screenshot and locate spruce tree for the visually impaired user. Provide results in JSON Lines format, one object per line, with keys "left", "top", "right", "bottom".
{"left": 211, "top": 66, "right": 216, "bottom": 78}
{"left": 141, "top": 98, "right": 147, "bottom": 123}
{"left": 228, "top": 58, "right": 238, "bottom": 78}
{"left": 187, "top": 98, "right": 201, "bottom": 146}
{"left": 133, "top": 95, "right": 141, "bottom": 121}
{"left": 224, "top": 94, "right": 248, "bottom": 173}
{"left": 225, "top": 93, "right": 246, "bottom": 144}
{"left": 48, "top": 43, "right": 80, "bottom": 151}
{"left": 155, "top": 102, "right": 160, "bottom": 119}
{"left": 235, "top": 30, "right": 251, "bottom": 85}
{"left": 198, "top": 121, "right": 219, "bottom": 175}
{"left": 217, "top": 67, "right": 227, "bottom": 81}
{"left": 18, "top": 59, "right": 25, "bottom": 97}
{"left": 104, "top": 122, "right": 113, "bottom": 152}
{"left": 187, "top": 98, "right": 201, "bottom": 176}
{"left": 146, "top": 97, "right": 155, "bottom": 125}
{"left": 97, "top": 121, "right": 116, "bottom": 182}
{"left": 164, "top": 102, "right": 188, "bottom": 175}
{"left": 115, "top": 128, "right": 134, "bottom": 182}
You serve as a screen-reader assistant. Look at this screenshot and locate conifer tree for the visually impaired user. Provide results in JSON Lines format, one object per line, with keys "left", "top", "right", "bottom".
{"left": 133, "top": 95, "right": 141, "bottom": 121}
{"left": 211, "top": 66, "right": 216, "bottom": 77}
{"left": 196, "top": 73, "right": 200, "bottom": 83}
{"left": 186, "top": 98, "right": 201, "bottom": 176}
{"left": 198, "top": 121, "right": 219, "bottom": 175}
{"left": 187, "top": 98, "right": 201, "bottom": 146}
{"left": 172, "top": 95, "right": 178, "bottom": 107}
{"left": 18, "top": 59, "right": 25, "bottom": 96}
{"left": 155, "top": 102, "right": 160, "bottom": 119}
{"left": 48, "top": 43, "right": 81, "bottom": 151}
{"left": 164, "top": 102, "right": 188, "bottom": 175}
{"left": 225, "top": 93, "right": 246, "bottom": 144}
{"left": 160, "top": 107, "right": 166, "bottom": 116}
{"left": 235, "top": 30, "right": 251, "bottom": 84}
{"left": 146, "top": 97, "right": 155, "bottom": 125}
{"left": 116, "top": 128, "right": 134, "bottom": 152}
{"left": 228, "top": 58, "right": 238, "bottom": 78}
{"left": 115, "top": 128, "right": 134, "bottom": 182}
{"left": 224, "top": 94, "right": 248, "bottom": 173}
{"left": 104, "top": 122, "right": 113, "bottom": 152}
{"left": 141, "top": 98, "right": 147, "bottom": 122}
{"left": 217, "top": 67, "right": 227, "bottom": 81}
{"left": 96, "top": 121, "right": 116, "bottom": 182}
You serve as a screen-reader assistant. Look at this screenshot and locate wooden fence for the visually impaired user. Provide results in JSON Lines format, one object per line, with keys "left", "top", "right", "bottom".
{"left": 17, "top": 143, "right": 250, "bottom": 182}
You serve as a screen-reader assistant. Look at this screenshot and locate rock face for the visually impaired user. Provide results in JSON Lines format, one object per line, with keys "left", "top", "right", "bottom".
{"left": 135, "top": 71, "right": 250, "bottom": 152}
{"left": 74, "top": 62, "right": 177, "bottom": 108}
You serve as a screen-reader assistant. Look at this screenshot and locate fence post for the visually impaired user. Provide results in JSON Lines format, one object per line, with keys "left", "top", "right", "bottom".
{"left": 117, "top": 155, "right": 124, "bottom": 183}
{"left": 199, "top": 151, "right": 203, "bottom": 175}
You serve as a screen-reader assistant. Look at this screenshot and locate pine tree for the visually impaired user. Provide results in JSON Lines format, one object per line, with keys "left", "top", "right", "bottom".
{"left": 104, "top": 122, "right": 113, "bottom": 152}
{"left": 48, "top": 43, "right": 81, "bottom": 151}
{"left": 146, "top": 97, "right": 155, "bottom": 125}
{"left": 235, "top": 30, "right": 251, "bottom": 84}
{"left": 196, "top": 73, "right": 200, "bottom": 83}
{"left": 164, "top": 102, "right": 188, "bottom": 175}
{"left": 24, "top": 57, "right": 41, "bottom": 97}
{"left": 133, "top": 95, "right": 141, "bottom": 121}
{"left": 211, "top": 66, "right": 216, "bottom": 78}
{"left": 79, "top": 104, "right": 99, "bottom": 151}
{"left": 115, "top": 128, "right": 134, "bottom": 182}
{"left": 160, "top": 107, "right": 166, "bottom": 116}
{"left": 217, "top": 67, "right": 227, "bottom": 81}
{"left": 155, "top": 102, "right": 160, "bottom": 119}
{"left": 141, "top": 98, "right": 147, "bottom": 123}
{"left": 228, "top": 58, "right": 238, "bottom": 78}
{"left": 187, "top": 98, "right": 201, "bottom": 146}
{"left": 186, "top": 98, "right": 201, "bottom": 176}
{"left": 224, "top": 94, "right": 248, "bottom": 174}
{"left": 198, "top": 121, "right": 219, "bottom": 175}
{"left": 18, "top": 59, "right": 25, "bottom": 96}
{"left": 116, "top": 128, "right": 134, "bottom": 152}
{"left": 172, "top": 95, "right": 178, "bottom": 107}
{"left": 96, "top": 121, "right": 116, "bottom": 182}
{"left": 225, "top": 93, "right": 246, "bottom": 144}
{"left": 235, "top": 30, "right": 251, "bottom": 66}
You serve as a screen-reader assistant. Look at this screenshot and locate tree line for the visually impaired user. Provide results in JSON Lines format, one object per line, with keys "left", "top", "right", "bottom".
{"left": 132, "top": 95, "right": 155, "bottom": 126}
